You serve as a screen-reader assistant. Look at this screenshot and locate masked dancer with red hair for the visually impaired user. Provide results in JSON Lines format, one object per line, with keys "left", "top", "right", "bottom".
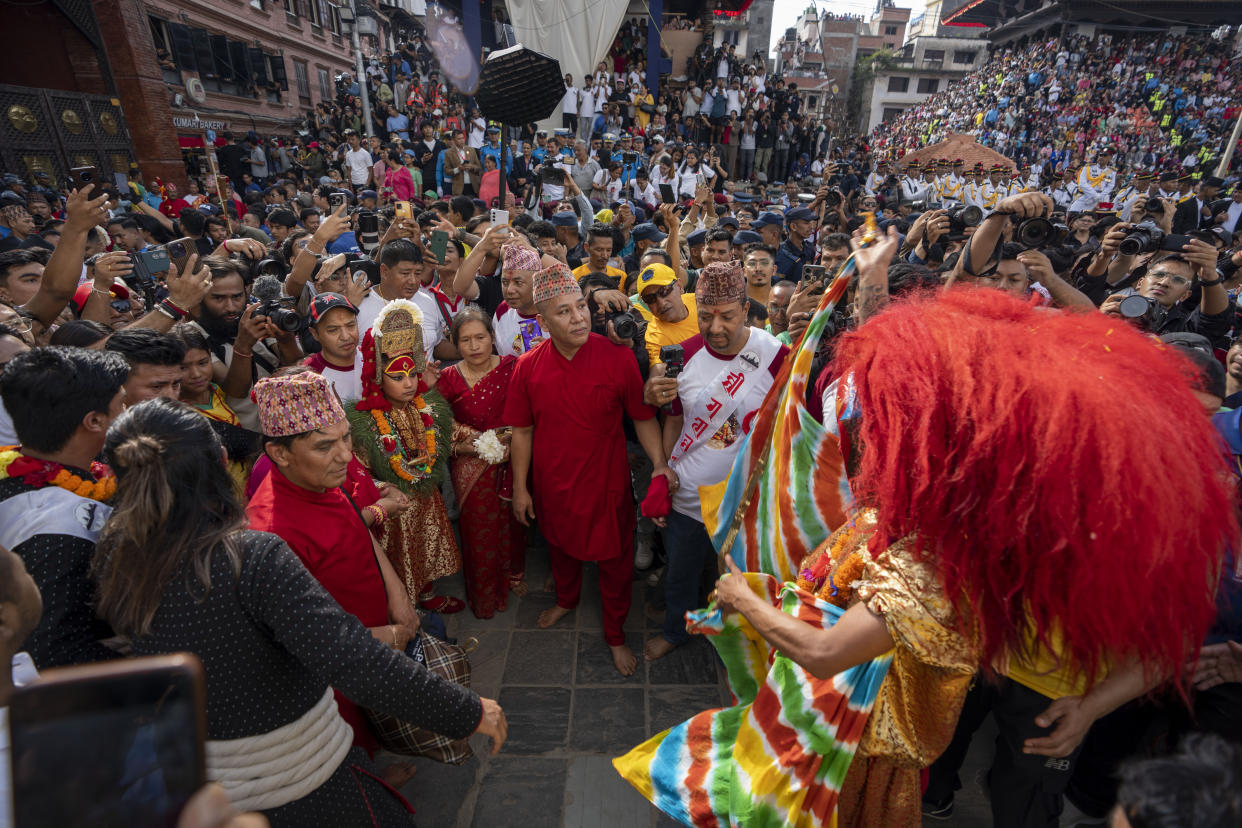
{"left": 683, "top": 287, "right": 1236, "bottom": 827}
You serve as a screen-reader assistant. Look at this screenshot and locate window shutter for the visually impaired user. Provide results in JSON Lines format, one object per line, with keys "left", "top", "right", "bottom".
{"left": 211, "top": 35, "right": 233, "bottom": 80}
{"left": 269, "top": 55, "right": 289, "bottom": 90}
{"left": 229, "top": 40, "right": 252, "bottom": 83}
{"left": 168, "top": 23, "right": 196, "bottom": 71}
{"left": 191, "top": 29, "right": 215, "bottom": 77}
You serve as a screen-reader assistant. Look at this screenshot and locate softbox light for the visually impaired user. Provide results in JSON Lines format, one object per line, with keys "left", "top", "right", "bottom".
{"left": 475, "top": 45, "right": 564, "bottom": 125}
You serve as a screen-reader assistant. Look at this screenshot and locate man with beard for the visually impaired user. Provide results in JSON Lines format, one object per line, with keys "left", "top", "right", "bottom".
{"left": 642, "top": 261, "right": 788, "bottom": 662}
{"left": 191, "top": 258, "right": 301, "bottom": 431}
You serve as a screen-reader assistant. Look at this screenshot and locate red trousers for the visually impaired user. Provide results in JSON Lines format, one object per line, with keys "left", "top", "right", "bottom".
{"left": 548, "top": 544, "right": 633, "bottom": 646}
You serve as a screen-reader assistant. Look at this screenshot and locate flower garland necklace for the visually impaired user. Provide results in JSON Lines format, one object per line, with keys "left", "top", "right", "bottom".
{"left": 0, "top": 447, "right": 117, "bottom": 502}
{"left": 371, "top": 398, "right": 437, "bottom": 482}
{"left": 796, "top": 518, "right": 867, "bottom": 609}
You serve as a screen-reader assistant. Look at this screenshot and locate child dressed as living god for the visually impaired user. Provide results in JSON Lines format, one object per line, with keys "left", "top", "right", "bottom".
{"left": 348, "top": 298, "right": 464, "bottom": 614}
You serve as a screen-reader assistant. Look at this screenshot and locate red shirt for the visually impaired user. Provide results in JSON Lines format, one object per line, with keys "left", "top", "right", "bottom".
{"left": 245, "top": 463, "right": 387, "bottom": 753}
{"left": 159, "top": 197, "right": 189, "bottom": 219}
{"left": 246, "top": 465, "right": 387, "bottom": 627}
{"left": 503, "top": 334, "right": 654, "bottom": 560}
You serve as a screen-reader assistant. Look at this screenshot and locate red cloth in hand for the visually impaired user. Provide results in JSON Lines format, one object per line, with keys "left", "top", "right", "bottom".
{"left": 641, "top": 473, "right": 671, "bottom": 519}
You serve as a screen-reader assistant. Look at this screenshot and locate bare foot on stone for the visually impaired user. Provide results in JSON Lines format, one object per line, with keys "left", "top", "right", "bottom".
{"left": 537, "top": 605, "right": 573, "bottom": 628}
{"left": 643, "top": 635, "right": 678, "bottom": 662}
{"left": 611, "top": 643, "right": 639, "bottom": 676}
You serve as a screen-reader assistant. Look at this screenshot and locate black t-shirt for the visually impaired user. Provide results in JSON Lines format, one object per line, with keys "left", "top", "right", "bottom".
{"left": 473, "top": 273, "right": 504, "bottom": 318}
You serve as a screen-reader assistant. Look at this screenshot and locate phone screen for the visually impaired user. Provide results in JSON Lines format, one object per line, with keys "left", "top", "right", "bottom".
{"left": 11, "top": 655, "right": 206, "bottom": 826}
{"left": 660, "top": 184, "right": 675, "bottom": 204}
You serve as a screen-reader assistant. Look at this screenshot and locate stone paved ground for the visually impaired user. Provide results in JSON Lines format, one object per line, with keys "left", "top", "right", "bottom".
{"left": 390, "top": 545, "right": 996, "bottom": 827}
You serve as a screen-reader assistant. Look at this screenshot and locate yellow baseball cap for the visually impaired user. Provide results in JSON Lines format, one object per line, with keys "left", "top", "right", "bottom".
{"left": 637, "top": 263, "right": 677, "bottom": 296}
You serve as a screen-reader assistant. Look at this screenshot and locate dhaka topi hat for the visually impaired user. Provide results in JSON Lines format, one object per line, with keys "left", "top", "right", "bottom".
{"left": 532, "top": 262, "right": 582, "bottom": 306}
{"left": 502, "top": 244, "right": 542, "bottom": 273}
{"left": 695, "top": 261, "right": 746, "bottom": 307}
{"left": 253, "top": 371, "right": 346, "bottom": 438}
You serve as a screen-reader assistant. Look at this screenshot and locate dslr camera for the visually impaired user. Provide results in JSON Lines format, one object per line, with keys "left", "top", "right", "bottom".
{"left": 538, "top": 162, "right": 565, "bottom": 185}
{"left": 586, "top": 288, "right": 642, "bottom": 341}
{"left": 945, "top": 205, "right": 983, "bottom": 241}
{"left": 1116, "top": 294, "right": 1168, "bottom": 332}
{"left": 251, "top": 296, "right": 304, "bottom": 332}
{"left": 1117, "top": 222, "right": 1190, "bottom": 257}
{"left": 1012, "top": 215, "right": 1069, "bottom": 250}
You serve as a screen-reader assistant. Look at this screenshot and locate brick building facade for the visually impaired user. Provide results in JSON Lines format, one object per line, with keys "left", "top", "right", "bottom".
{"left": 0, "top": 0, "right": 357, "bottom": 189}
{"left": 130, "top": 0, "right": 356, "bottom": 185}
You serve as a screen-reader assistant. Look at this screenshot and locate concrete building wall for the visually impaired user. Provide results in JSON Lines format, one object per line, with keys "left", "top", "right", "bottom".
{"left": 865, "top": 35, "right": 987, "bottom": 131}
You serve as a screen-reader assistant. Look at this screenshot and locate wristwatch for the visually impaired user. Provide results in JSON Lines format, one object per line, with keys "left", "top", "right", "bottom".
{"left": 1199, "top": 274, "right": 1224, "bottom": 287}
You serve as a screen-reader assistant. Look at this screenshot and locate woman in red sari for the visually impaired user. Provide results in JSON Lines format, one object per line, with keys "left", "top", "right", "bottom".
{"left": 438, "top": 307, "right": 527, "bottom": 618}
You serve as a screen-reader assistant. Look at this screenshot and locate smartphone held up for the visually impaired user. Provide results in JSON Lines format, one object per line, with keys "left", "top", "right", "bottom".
{"left": 10, "top": 654, "right": 208, "bottom": 826}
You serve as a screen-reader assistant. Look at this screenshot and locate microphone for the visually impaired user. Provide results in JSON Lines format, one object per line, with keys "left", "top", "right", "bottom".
{"left": 251, "top": 274, "right": 283, "bottom": 302}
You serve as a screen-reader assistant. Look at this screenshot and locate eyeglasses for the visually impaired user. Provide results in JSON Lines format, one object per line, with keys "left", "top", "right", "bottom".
{"left": 1147, "top": 271, "right": 1191, "bottom": 288}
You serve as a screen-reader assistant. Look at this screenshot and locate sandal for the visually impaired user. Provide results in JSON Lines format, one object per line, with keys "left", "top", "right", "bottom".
{"left": 419, "top": 594, "right": 466, "bottom": 614}
{"left": 508, "top": 575, "right": 530, "bottom": 597}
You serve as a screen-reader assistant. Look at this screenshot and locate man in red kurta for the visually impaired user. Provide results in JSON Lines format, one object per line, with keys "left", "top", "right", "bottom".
{"left": 246, "top": 370, "right": 418, "bottom": 755}
{"left": 505, "top": 262, "right": 675, "bottom": 675}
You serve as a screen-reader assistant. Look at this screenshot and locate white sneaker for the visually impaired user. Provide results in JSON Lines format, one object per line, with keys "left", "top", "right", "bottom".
{"left": 635, "top": 537, "right": 654, "bottom": 569}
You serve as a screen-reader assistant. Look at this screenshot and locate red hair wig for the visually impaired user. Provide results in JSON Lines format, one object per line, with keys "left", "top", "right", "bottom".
{"left": 830, "top": 288, "right": 1236, "bottom": 688}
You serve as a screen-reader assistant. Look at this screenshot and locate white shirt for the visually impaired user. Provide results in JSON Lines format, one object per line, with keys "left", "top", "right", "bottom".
{"left": 682, "top": 86, "right": 703, "bottom": 117}
{"left": 670, "top": 330, "right": 784, "bottom": 518}
{"left": 468, "top": 118, "right": 486, "bottom": 148}
{"left": 630, "top": 179, "right": 659, "bottom": 206}
{"left": 561, "top": 85, "right": 579, "bottom": 115}
{"left": 344, "top": 148, "right": 373, "bottom": 185}
{"left": 493, "top": 302, "right": 546, "bottom": 357}
{"left": 1224, "top": 199, "right": 1242, "bottom": 235}
{"left": 674, "top": 164, "right": 713, "bottom": 199}
{"left": 725, "top": 88, "right": 742, "bottom": 115}
{"left": 578, "top": 87, "right": 598, "bottom": 117}
{"left": 314, "top": 349, "right": 364, "bottom": 402}
{"left": 357, "top": 288, "right": 443, "bottom": 364}
{"left": 593, "top": 169, "right": 624, "bottom": 203}
{"left": 0, "top": 401, "right": 15, "bottom": 447}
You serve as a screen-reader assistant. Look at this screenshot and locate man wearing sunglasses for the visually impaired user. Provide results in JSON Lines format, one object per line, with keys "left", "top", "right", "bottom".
{"left": 637, "top": 264, "right": 697, "bottom": 369}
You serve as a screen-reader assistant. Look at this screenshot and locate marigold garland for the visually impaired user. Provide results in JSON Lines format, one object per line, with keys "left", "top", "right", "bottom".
{"left": 796, "top": 519, "right": 866, "bottom": 609}
{"left": 0, "top": 446, "right": 117, "bottom": 502}
{"left": 370, "top": 398, "right": 437, "bottom": 482}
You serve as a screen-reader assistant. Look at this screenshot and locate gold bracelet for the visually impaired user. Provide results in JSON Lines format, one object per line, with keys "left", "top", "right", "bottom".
{"left": 390, "top": 624, "right": 398, "bottom": 648}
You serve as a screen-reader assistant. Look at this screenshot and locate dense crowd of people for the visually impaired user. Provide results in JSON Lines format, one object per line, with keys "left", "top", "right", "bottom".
{"left": 873, "top": 31, "right": 1242, "bottom": 174}
{"left": 0, "top": 16, "right": 1241, "bottom": 828}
